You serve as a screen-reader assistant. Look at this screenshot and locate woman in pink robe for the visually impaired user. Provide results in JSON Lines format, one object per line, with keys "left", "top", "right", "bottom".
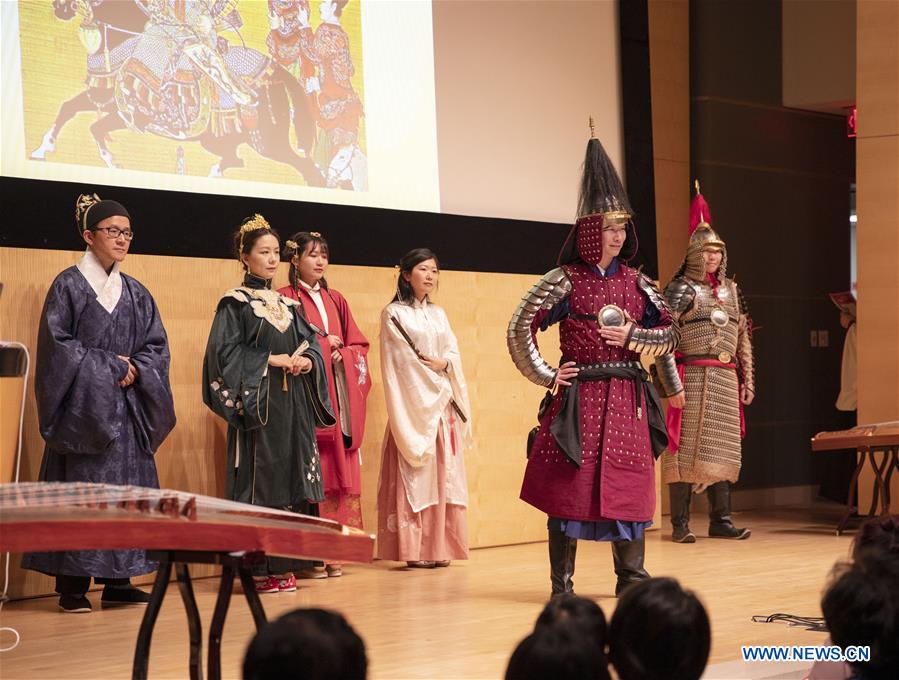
{"left": 376, "top": 248, "right": 472, "bottom": 568}
{"left": 279, "top": 231, "right": 371, "bottom": 577}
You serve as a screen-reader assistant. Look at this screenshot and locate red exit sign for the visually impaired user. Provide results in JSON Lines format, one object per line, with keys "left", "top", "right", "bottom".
{"left": 847, "top": 105, "right": 857, "bottom": 138}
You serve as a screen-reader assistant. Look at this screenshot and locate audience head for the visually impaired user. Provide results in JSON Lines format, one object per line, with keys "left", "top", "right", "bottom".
{"left": 535, "top": 594, "right": 607, "bottom": 649}
{"left": 823, "top": 518, "right": 899, "bottom": 680}
{"left": 243, "top": 608, "right": 366, "bottom": 680}
{"left": 505, "top": 623, "right": 611, "bottom": 680}
{"left": 608, "top": 577, "right": 711, "bottom": 680}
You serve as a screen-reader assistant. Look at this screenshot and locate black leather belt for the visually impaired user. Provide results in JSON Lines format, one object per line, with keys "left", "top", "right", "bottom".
{"left": 550, "top": 360, "right": 668, "bottom": 467}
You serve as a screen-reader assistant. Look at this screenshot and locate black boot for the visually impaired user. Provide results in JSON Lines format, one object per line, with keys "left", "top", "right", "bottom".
{"left": 611, "top": 537, "right": 650, "bottom": 596}
{"left": 548, "top": 528, "right": 577, "bottom": 597}
{"left": 707, "top": 482, "right": 750, "bottom": 539}
{"left": 669, "top": 482, "right": 696, "bottom": 543}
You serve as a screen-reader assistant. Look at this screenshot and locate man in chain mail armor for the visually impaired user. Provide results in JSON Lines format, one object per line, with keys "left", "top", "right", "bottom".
{"left": 654, "top": 183, "right": 756, "bottom": 543}
{"left": 507, "top": 132, "right": 680, "bottom": 597}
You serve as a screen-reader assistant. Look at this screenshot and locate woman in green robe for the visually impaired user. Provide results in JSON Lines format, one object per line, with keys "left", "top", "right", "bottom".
{"left": 203, "top": 214, "right": 334, "bottom": 593}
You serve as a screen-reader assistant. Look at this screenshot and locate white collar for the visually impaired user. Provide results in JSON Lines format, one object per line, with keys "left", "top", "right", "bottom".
{"left": 299, "top": 278, "right": 322, "bottom": 294}
{"left": 77, "top": 248, "right": 123, "bottom": 314}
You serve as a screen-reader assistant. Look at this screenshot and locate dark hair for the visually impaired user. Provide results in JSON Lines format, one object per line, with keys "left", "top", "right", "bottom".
{"left": 852, "top": 514, "right": 899, "bottom": 566}
{"left": 506, "top": 624, "right": 610, "bottom": 680}
{"left": 535, "top": 594, "right": 607, "bottom": 649}
{"left": 822, "top": 558, "right": 898, "bottom": 680}
{"left": 287, "top": 231, "right": 330, "bottom": 291}
{"left": 243, "top": 608, "right": 367, "bottom": 680}
{"left": 608, "top": 577, "right": 710, "bottom": 680}
{"left": 234, "top": 216, "right": 280, "bottom": 272}
{"left": 392, "top": 248, "right": 439, "bottom": 304}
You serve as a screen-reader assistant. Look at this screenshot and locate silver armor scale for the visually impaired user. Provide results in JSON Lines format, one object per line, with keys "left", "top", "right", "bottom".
{"left": 507, "top": 268, "right": 572, "bottom": 388}
{"left": 656, "top": 276, "right": 754, "bottom": 485}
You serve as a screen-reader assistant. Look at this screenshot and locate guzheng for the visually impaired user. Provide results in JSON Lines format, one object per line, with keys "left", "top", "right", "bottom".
{"left": 1, "top": 482, "right": 375, "bottom": 680}
{"left": 810, "top": 420, "right": 899, "bottom": 451}
{"left": 810, "top": 421, "right": 898, "bottom": 537}
{"left": 0, "top": 481, "right": 374, "bottom": 562}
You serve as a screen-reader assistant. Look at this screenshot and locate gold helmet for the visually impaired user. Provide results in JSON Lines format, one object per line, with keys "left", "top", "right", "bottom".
{"left": 682, "top": 180, "right": 727, "bottom": 281}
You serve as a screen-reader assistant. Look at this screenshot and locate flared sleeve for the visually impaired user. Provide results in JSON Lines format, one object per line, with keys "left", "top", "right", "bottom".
{"left": 295, "top": 314, "right": 337, "bottom": 429}
{"left": 202, "top": 297, "right": 272, "bottom": 430}
{"left": 123, "top": 279, "right": 176, "bottom": 454}
{"left": 434, "top": 305, "right": 473, "bottom": 448}
{"left": 331, "top": 290, "right": 371, "bottom": 449}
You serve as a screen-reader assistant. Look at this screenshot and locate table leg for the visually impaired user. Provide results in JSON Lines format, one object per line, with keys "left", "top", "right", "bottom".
{"left": 132, "top": 559, "right": 173, "bottom": 680}
{"left": 207, "top": 563, "right": 235, "bottom": 680}
{"left": 175, "top": 563, "right": 203, "bottom": 680}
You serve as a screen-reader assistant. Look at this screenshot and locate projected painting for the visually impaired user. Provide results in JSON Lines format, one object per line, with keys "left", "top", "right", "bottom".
{"left": 19, "top": 0, "right": 367, "bottom": 191}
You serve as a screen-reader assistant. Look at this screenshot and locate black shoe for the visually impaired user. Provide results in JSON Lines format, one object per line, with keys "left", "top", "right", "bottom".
{"left": 58, "top": 594, "right": 92, "bottom": 613}
{"left": 672, "top": 525, "right": 697, "bottom": 543}
{"left": 101, "top": 584, "right": 152, "bottom": 606}
{"left": 709, "top": 523, "right": 751, "bottom": 539}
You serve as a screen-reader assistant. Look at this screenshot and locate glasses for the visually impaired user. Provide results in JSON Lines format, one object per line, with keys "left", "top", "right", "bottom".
{"left": 94, "top": 227, "right": 135, "bottom": 241}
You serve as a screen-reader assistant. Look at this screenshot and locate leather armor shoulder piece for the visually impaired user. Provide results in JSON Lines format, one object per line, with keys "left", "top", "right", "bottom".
{"left": 626, "top": 273, "right": 680, "bottom": 357}
{"left": 636, "top": 271, "right": 672, "bottom": 315}
{"left": 507, "top": 267, "right": 572, "bottom": 387}
{"left": 663, "top": 276, "right": 697, "bottom": 315}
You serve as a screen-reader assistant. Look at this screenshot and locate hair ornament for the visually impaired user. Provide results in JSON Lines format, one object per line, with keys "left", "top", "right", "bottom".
{"left": 310, "top": 231, "right": 321, "bottom": 238}
{"left": 239, "top": 214, "right": 271, "bottom": 252}
{"left": 286, "top": 239, "right": 299, "bottom": 251}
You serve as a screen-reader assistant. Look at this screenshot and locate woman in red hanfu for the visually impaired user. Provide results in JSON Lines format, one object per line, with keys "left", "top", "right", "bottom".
{"left": 279, "top": 231, "right": 371, "bottom": 577}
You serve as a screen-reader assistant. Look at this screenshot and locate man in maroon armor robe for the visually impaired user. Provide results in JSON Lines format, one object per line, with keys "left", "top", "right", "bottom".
{"left": 508, "top": 135, "right": 680, "bottom": 597}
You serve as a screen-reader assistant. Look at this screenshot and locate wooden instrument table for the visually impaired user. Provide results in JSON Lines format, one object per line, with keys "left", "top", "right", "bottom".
{"left": 0, "top": 482, "right": 375, "bottom": 680}
{"left": 811, "top": 421, "right": 899, "bottom": 535}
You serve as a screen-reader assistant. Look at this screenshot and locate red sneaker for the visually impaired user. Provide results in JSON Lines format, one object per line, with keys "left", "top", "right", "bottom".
{"left": 254, "top": 576, "right": 280, "bottom": 594}
{"left": 277, "top": 574, "right": 297, "bottom": 592}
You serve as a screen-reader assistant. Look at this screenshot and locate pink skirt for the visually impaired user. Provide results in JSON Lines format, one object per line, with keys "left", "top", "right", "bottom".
{"left": 376, "top": 424, "right": 469, "bottom": 562}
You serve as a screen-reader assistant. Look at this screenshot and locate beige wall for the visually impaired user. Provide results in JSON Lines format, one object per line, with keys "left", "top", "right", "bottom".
{"left": 782, "top": 0, "right": 856, "bottom": 114}
{"left": 855, "top": 0, "right": 899, "bottom": 509}
{"left": 0, "top": 247, "right": 565, "bottom": 598}
{"left": 433, "top": 0, "right": 623, "bottom": 223}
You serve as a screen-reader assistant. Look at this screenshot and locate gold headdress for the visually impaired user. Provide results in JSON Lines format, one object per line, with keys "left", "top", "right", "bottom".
{"left": 238, "top": 214, "right": 271, "bottom": 252}
{"left": 310, "top": 231, "right": 321, "bottom": 238}
{"left": 75, "top": 193, "right": 101, "bottom": 234}
{"left": 285, "top": 239, "right": 299, "bottom": 251}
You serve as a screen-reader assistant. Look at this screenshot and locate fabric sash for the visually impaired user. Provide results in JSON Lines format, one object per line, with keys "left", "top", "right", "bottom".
{"left": 664, "top": 355, "right": 746, "bottom": 453}
{"left": 550, "top": 361, "right": 668, "bottom": 467}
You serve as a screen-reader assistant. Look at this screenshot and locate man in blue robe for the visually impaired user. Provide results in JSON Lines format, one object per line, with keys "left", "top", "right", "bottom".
{"left": 22, "top": 193, "right": 176, "bottom": 613}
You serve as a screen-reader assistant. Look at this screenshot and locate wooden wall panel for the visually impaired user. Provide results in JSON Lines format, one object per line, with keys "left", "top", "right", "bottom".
{"left": 649, "top": 0, "right": 690, "bottom": 516}
{"left": 0, "top": 247, "right": 564, "bottom": 598}
{"left": 855, "top": 0, "right": 899, "bottom": 509}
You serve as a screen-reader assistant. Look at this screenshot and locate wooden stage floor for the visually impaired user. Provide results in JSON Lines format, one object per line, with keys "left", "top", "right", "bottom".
{"left": 0, "top": 504, "right": 857, "bottom": 679}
